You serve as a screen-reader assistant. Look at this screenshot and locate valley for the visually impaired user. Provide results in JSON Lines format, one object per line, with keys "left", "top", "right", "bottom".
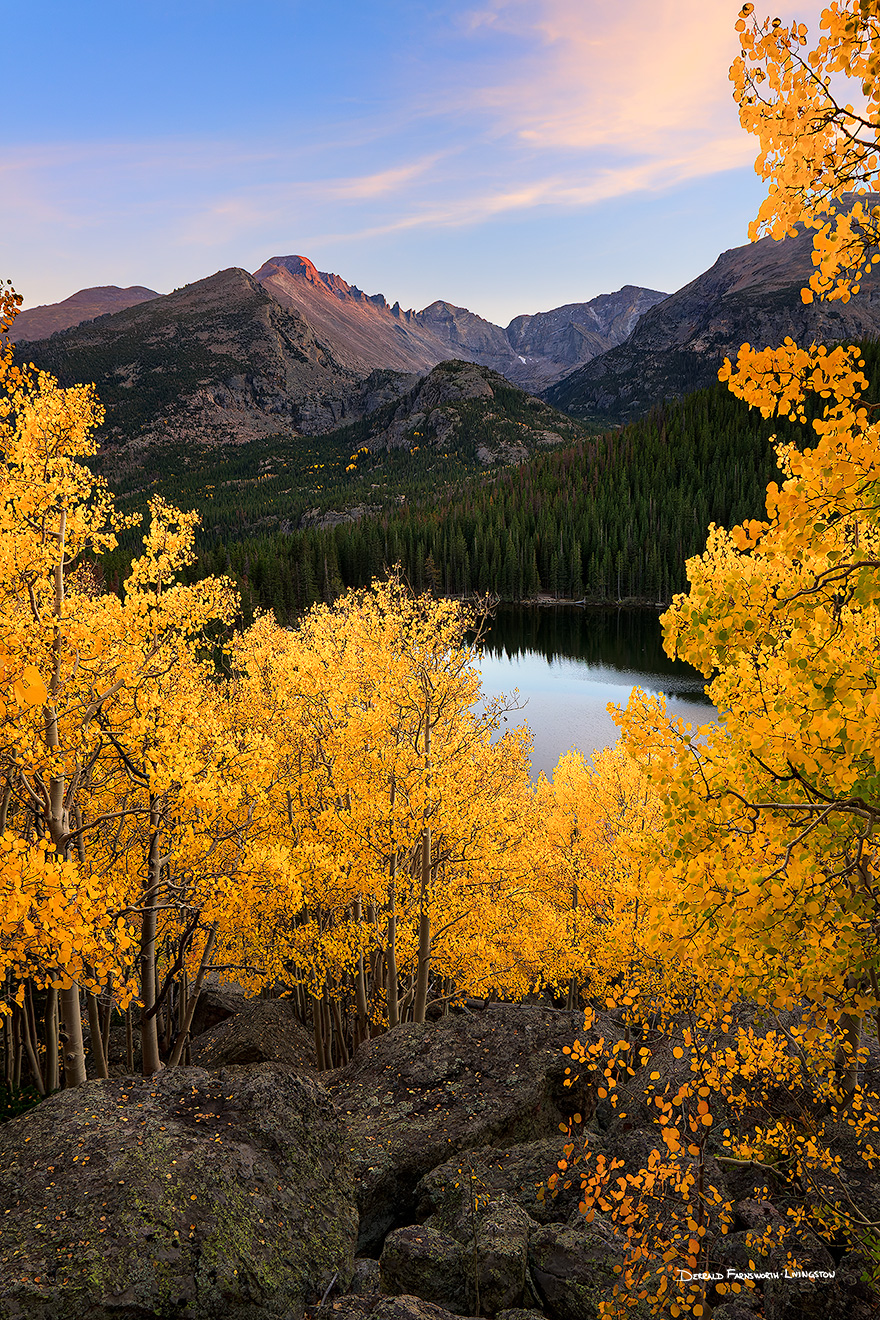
{"left": 15, "top": 223, "right": 880, "bottom": 620}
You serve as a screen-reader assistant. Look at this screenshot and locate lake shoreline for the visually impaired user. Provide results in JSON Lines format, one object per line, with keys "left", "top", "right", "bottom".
{"left": 468, "top": 603, "right": 714, "bottom": 779}
{"left": 448, "top": 592, "right": 673, "bottom": 612}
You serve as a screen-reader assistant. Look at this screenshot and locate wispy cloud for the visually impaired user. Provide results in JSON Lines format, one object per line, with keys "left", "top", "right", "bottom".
{"left": 324, "top": 154, "right": 450, "bottom": 201}
{"left": 6, "top": 0, "right": 831, "bottom": 311}
{"left": 459, "top": 0, "right": 827, "bottom": 153}
{"left": 308, "top": 133, "right": 760, "bottom": 244}
{"left": 465, "top": 0, "right": 740, "bottom": 150}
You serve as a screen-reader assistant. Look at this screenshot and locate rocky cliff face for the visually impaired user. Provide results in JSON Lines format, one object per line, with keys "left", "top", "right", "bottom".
{"left": 254, "top": 256, "right": 667, "bottom": 395}
{"left": 546, "top": 226, "right": 880, "bottom": 423}
{"left": 337, "top": 359, "right": 585, "bottom": 468}
{"left": 9, "top": 285, "right": 160, "bottom": 342}
{"left": 253, "top": 256, "right": 455, "bottom": 376}
{"left": 16, "top": 267, "right": 392, "bottom": 464}
{"left": 504, "top": 286, "right": 667, "bottom": 391}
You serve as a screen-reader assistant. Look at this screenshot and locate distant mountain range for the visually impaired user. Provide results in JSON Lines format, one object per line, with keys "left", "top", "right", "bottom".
{"left": 9, "top": 285, "right": 160, "bottom": 343}
{"left": 11, "top": 260, "right": 666, "bottom": 434}
{"left": 16, "top": 268, "right": 367, "bottom": 462}
{"left": 252, "top": 255, "right": 665, "bottom": 391}
{"left": 546, "top": 223, "right": 880, "bottom": 423}
{"left": 14, "top": 218, "right": 880, "bottom": 459}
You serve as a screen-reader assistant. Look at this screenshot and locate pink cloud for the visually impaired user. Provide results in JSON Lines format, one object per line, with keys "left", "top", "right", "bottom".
{"left": 461, "top": 0, "right": 827, "bottom": 155}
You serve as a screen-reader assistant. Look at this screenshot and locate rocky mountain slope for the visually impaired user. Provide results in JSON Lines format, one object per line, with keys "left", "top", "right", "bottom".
{"left": 18, "top": 260, "right": 659, "bottom": 459}
{"left": 15, "top": 258, "right": 665, "bottom": 411}
{"left": 253, "top": 255, "right": 454, "bottom": 376}
{"left": 546, "top": 224, "right": 880, "bottom": 423}
{"left": 254, "top": 255, "right": 666, "bottom": 393}
{"left": 333, "top": 358, "right": 586, "bottom": 468}
{"left": 9, "top": 284, "right": 159, "bottom": 342}
{"left": 15, "top": 267, "right": 421, "bottom": 471}
{"left": 504, "top": 286, "right": 664, "bottom": 389}
{"left": 97, "top": 359, "right": 587, "bottom": 560}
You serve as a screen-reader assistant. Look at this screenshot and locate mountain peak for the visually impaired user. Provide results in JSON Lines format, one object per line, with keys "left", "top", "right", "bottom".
{"left": 255, "top": 254, "right": 325, "bottom": 286}
{"left": 9, "top": 284, "right": 160, "bottom": 343}
{"left": 253, "top": 255, "right": 364, "bottom": 301}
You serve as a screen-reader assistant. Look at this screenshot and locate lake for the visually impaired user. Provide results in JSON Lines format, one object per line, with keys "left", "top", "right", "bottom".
{"left": 471, "top": 605, "right": 717, "bottom": 780}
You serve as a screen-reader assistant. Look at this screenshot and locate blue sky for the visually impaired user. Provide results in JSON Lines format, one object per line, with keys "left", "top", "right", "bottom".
{"left": 4, "top": 0, "right": 823, "bottom": 325}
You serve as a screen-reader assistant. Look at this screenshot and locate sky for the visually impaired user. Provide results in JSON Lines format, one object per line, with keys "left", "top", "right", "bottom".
{"left": 4, "top": 0, "right": 826, "bottom": 326}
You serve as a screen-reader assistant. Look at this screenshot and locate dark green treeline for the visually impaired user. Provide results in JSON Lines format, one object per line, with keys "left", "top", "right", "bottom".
{"left": 187, "top": 381, "right": 795, "bottom": 622}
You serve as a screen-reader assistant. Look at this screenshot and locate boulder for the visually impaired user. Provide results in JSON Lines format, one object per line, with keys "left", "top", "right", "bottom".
{"left": 328, "top": 1005, "right": 594, "bottom": 1252}
{"left": 763, "top": 1271, "right": 877, "bottom": 1320}
{"left": 734, "top": 1202, "right": 867, "bottom": 1320}
{"left": 348, "top": 1258, "right": 382, "bottom": 1296}
{"left": 409, "top": 1182, "right": 534, "bottom": 1317}
{"left": 0, "top": 1063, "right": 357, "bottom": 1320}
{"left": 322, "top": 1298, "right": 481, "bottom": 1320}
{"left": 379, "top": 1226, "right": 467, "bottom": 1314}
{"left": 189, "top": 985, "right": 248, "bottom": 1040}
{"left": 528, "top": 1219, "right": 631, "bottom": 1320}
{"left": 711, "top": 1306, "right": 763, "bottom": 1320}
{"left": 415, "top": 1135, "right": 589, "bottom": 1227}
{"left": 495, "top": 1312, "right": 548, "bottom": 1320}
{"left": 457, "top": 1198, "right": 532, "bottom": 1316}
{"left": 191, "top": 999, "right": 315, "bottom": 1071}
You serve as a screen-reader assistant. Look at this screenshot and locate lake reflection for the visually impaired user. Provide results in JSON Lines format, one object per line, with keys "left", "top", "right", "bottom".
{"left": 470, "top": 606, "right": 717, "bottom": 780}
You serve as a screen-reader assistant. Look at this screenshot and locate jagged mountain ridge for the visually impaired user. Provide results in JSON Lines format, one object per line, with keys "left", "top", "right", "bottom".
{"left": 545, "top": 224, "right": 880, "bottom": 423}
{"left": 17, "top": 260, "right": 665, "bottom": 459}
{"left": 9, "top": 284, "right": 160, "bottom": 343}
{"left": 14, "top": 256, "right": 666, "bottom": 401}
{"left": 18, "top": 267, "right": 420, "bottom": 479}
{"left": 254, "top": 255, "right": 666, "bottom": 393}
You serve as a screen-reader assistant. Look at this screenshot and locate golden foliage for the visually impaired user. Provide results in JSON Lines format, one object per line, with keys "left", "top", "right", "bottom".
{"left": 732, "top": 0, "right": 880, "bottom": 302}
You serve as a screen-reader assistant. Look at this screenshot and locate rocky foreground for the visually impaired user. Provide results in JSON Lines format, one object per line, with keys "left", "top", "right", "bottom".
{"left": 0, "top": 999, "right": 878, "bottom": 1320}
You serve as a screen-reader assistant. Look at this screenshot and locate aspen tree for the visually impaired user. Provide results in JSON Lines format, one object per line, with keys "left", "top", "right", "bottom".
{"left": 613, "top": 1, "right": 880, "bottom": 1035}
{"left": 0, "top": 310, "right": 265, "bottom": 1084}
{"left": 216, "top": 579, "right": 539, "bottom": 1061}
{"left": 551, "top": 10, "right": 880, "bottom": 1313}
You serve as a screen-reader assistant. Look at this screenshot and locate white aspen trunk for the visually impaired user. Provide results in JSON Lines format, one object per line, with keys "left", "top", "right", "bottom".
{"left": 321, "top": 989, "right": 333, "bottom": 1066}
{"left": 3, "top": 1012, "right": 13, "bottom": 1089}
{"left": 44, "top": 988, "right": 59, "bottom": 1092}
{"left": 86, "top": 992, "right": 109, "bottom": 1079}
{"left": 353, "top": 899, "right": 369, "bottom": 1043}
{"left": 125, "top": 1005, "right": 134, "bottom": 1073}
{"left": 59, "top": 985, "right": 87, "bottom": 1087}
{"left": 330, "top": 991, "right": 349, "bottom": 1065}
{"left": 386, "top": 857, "right": 399, "bottom": 1029}
{"left": 413, "top": 825, "right": 431, "bottom": 1025}
{"left": 311, "top": 993, "right": 327, "bottom": 1072}
{"left": 19, "top": 996, "right": 45, "bottom": 1096}
{"left": 386, "top": 773, "right": 399, "bottom": 1029}
{"left": 413, "top": 702, "right": 432, "bottom": 1026}
{"left": 99, "top": 975, "right": 114, "bottom": 1062}
{"left": 168, "top": 923, "right": 217, "bottom": 1068}
{"left": 11, "top": 1009, "right": 21, "bottom": 1090}
{"left": 40, "top": 506, "right": 85, "bottom": 1087}
{"left": 140, "top": 804, "right": 163, "bottom": 1075}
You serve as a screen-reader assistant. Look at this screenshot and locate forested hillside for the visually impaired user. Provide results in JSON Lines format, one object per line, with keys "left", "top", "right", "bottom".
{"left": 74, "top": 318, "right": 880, "bottom": 624}
{"left": 179, "top": 369, "right": 879, "bottom": 621}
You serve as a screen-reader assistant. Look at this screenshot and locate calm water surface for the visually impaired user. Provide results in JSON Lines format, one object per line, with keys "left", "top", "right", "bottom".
{"left": 471, "top": 605, "right": 717, "bottom": 780}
